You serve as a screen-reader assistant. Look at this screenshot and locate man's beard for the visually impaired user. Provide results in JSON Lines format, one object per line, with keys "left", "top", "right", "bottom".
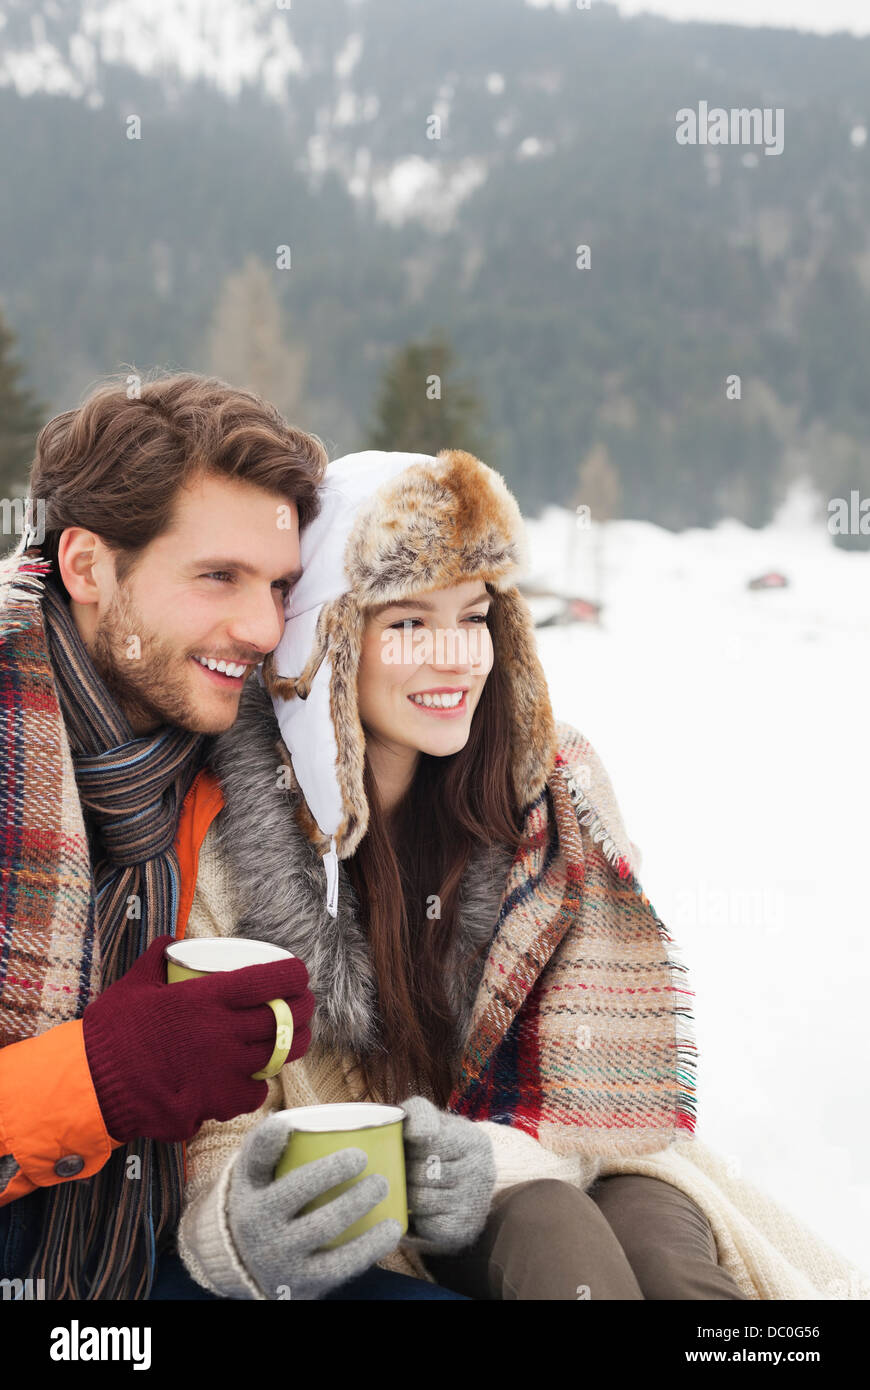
{"left": 90, "top": 580, "right": 216, "bottom": 735}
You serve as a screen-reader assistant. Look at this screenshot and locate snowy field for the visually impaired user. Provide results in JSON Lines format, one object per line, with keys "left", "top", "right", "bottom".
{"left": 523, "top": 481, "right": 870, "bottom": 1278}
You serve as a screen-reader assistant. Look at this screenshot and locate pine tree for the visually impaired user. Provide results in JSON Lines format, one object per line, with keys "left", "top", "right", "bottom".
{"left": 204, "top": 254, "right": 308, "bottom": 423}
{"left": 0, "top": 310, "right": 45, "bottom": 499}
{"left": 365, "top": 334, "right": 491, "bottom": 460}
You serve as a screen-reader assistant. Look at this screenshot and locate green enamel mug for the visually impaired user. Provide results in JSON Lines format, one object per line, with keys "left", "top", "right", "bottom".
{"left": 274, "top": 1102, "right": 408, "bottom": 1249}
{"left": 164, "top": 937, "right": 295, "bottom": 1081}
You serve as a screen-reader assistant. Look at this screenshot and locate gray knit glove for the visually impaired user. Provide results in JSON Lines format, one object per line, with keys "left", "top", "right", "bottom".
{"left": 399, "top": 1095, "right": 496, "bottom": 1256}
{"left": 226, "top": 1112, "right": 402, "bottom": 1300}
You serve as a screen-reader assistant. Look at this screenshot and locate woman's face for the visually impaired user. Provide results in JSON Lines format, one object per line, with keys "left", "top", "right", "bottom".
{"left": 357, "top": 579, "right": 495, "bottom": 768}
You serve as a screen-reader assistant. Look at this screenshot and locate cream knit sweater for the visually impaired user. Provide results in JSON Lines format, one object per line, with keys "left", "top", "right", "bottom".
{"left": 177, "top": 824, "right": 869, "bottom": 1301}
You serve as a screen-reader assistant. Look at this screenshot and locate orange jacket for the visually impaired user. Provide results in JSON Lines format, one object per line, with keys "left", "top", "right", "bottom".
{"left": 0, "top": 766, "right": 225, "bottom": 1205}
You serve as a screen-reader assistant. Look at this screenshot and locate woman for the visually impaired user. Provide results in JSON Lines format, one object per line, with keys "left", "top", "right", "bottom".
{"left": 175, "top": 449, "right": 754, "bottom": 1298}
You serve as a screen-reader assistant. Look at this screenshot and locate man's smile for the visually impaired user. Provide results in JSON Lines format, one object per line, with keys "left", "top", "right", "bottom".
{"left": 189, "top": 654, "right": 251, "bottom": 687}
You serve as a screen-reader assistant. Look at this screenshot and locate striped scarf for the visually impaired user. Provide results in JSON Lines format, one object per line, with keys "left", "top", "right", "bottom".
{"left": 22, "top": 569, "right": 205, "bottom": 1299}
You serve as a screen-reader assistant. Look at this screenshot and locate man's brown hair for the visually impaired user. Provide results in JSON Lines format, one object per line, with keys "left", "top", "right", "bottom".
{"left": 28, "top": 371, "right": 328, "bottom": 590}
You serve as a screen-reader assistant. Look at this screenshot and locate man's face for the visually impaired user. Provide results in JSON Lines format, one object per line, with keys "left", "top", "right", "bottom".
{"left": 71, "top": 473, "right": 301, "bottom": 736}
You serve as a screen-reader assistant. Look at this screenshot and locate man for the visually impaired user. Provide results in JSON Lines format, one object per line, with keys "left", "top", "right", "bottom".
{"left": 0, "top": 373, "right": 323, "bottom": 1299}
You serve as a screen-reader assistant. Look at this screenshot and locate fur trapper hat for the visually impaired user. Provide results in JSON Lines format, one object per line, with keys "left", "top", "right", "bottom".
{"left": 259, "top": 448, "right": 557, "bottom": 914}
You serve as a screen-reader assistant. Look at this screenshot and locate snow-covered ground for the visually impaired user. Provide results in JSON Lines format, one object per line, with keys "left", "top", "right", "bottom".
{"left": 524, "top": 479, "right": 870, "bottom": 1279}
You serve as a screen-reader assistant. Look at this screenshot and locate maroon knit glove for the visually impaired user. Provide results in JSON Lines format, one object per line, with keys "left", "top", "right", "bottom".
{"left": 82, "top": 935, "right": 315, "bottom": 1144}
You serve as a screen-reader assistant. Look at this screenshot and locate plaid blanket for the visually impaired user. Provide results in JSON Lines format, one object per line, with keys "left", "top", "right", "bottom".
{"left": 449, "top": 727, "right": 697, "bottom": 1157}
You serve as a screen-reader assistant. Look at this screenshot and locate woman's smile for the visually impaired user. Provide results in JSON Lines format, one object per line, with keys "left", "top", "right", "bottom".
{"left": 406, "top": 686, "right": 469, "bottom": 717}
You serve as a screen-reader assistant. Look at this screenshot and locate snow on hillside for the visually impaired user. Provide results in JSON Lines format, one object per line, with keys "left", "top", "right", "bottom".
{"left": 524, "top": 478, "right": 870, "bottom": 1279}
{"left": 0, "top": 0, "right": 305, "bottom": 102}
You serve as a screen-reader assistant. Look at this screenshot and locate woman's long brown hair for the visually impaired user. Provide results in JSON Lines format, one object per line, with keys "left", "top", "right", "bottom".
{"left": 344, "top": 602, "right": 533, "bottom": 1107}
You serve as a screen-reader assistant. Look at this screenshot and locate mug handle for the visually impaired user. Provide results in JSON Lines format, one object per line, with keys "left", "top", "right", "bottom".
{"left": 252, "top": 999, "right": 295, "bottom": 1080}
